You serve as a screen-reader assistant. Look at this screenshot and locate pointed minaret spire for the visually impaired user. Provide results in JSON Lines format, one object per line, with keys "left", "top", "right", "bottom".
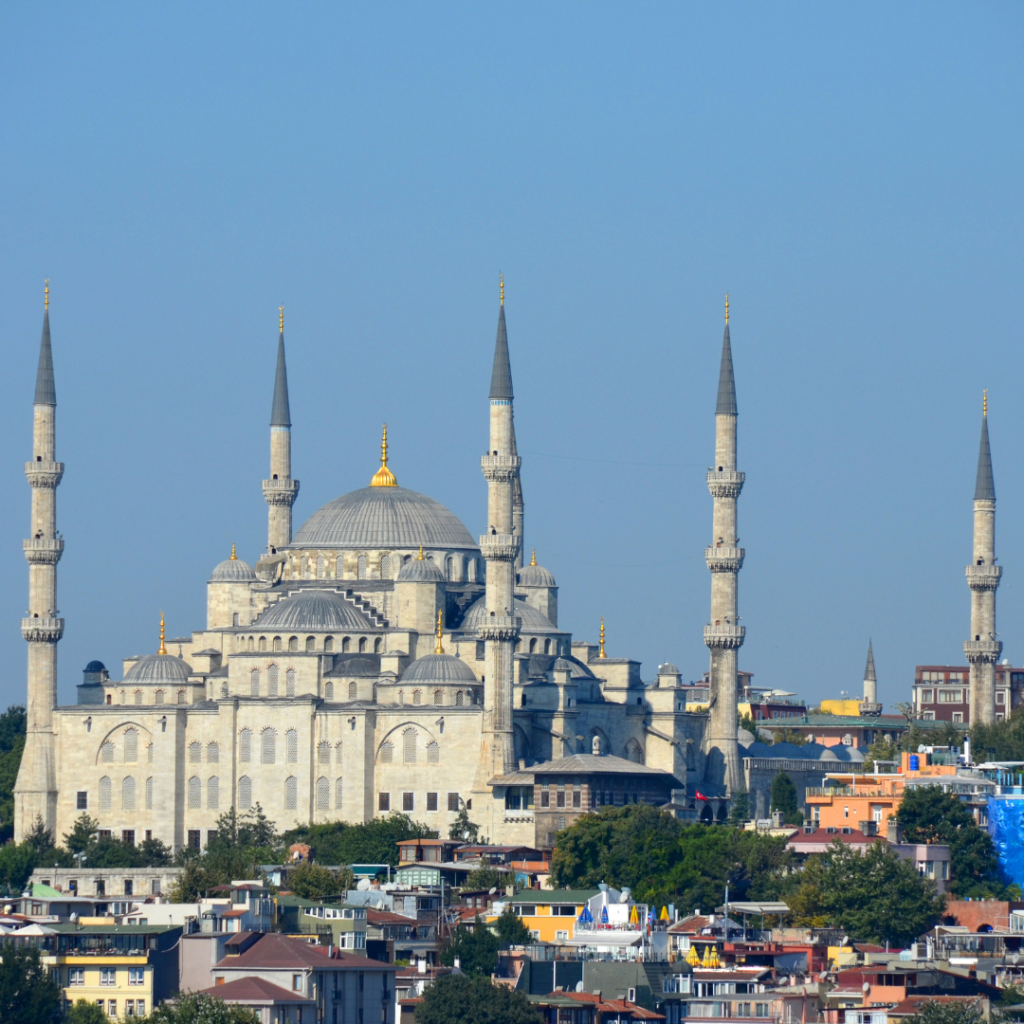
{"left": 862, "top": 640, "right": 879, "bottom": 707}
{"left": 715, "top": 295, "right": 737, "bottom": 416}
{"left": 34, "top": 281, "right": 56, "bottom": 407}
{"left": 270, "top": 306, "right": 291, "bottom": 427}
{"left": 489, "top": 279, "right": 514, "bottom": 401}
{"left": 974, "top": 390, "right": 995, "bottom": 501}
{"left": 263, "top": 306, "right": 299, "bottom": 551}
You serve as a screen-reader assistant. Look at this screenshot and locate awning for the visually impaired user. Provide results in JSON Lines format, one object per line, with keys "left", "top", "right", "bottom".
{"left": 715, "top": 902, "right": 790, "bottom": 915}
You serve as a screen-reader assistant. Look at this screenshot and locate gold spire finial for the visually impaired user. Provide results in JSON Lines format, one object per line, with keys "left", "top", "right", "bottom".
{"left": 724, "top": 293, "right": 729, "bottom": 324}
{"left": 158, "top": 611, "right": 167, "bottom": 656}
{"left": 530, "top": 548, "right": 537, "bottom": 566}
{"left": 44, "top": 279, "right": 50, "bottom": 311}
{"left": 598, "top": 617, "right": 607, "bottom": 659}
{"left": 370, "top": 423, "right": 398, "bottom": 487}
{"left": 279, "top": 306, "right": 284, "bottom": 333}
{"left": 417, "top": 544, "right": 424, "bottom": 560}
{"left": 230, "top": 543, "right": 237, "bottom": 560}
{"left": 500, "top": 273, "right": 504, "bottom": 306}
{"left": 984, "top": 389, "right": 988, "bottom": 417}
{"left": 434, "top": 609, "right": 445, "bottom": 654}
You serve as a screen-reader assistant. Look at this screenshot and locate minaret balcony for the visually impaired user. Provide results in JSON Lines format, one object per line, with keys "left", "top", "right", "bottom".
{"left": 704, "top": 623, "right": 745, "bottom": 649}
{"left": 478, "top": 614, "right": 522, "bottom": 642}
{"left": 964, "top": 638, "right": 1002, "bottom": 664}
{"left": 481, "top": 454, "right": 521, "bottom": 482}
{"left": 966, "top": 564, "right": 1002, "bottom": 591}
{"left": 21, "top": 617, "right": 64, "bottom": 642}
{"left": 262, "top": 478, "right": 300, "bottom": 505}
{"left": 705, "top": 546, "right": 745, "bottom": 572}
{"left": 24, "top": 461, "right": 64, "bottom": 488}
{"left": 707, "top": 470, "right": 744, "bottom": 498}
{"left": 23, "top": 538, "right": 64, "bottom": 565}
{"left": 479, "top": 534, "right": 519, "bottom": 562}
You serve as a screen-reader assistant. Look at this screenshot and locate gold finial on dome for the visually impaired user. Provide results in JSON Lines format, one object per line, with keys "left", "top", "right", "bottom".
{"left": 158, "top": 611, "right": 167, "bottom": 656}
{"left": 230, "top": 543, "right": 237, "bottom": 560}
{"left": 984, "top": 389, "right": 988, "bottom": 417}
{"left": 598, "top": 617, "right": 607, "bottom": 659}
{"left": 434, "top": 609, "right": 445, "bottom": 654}
{"left": 370, "top": 424, "right": 398, "bottom": 487}
{"left": 44, "top": 279, "right": 49, "bottom": 311}
{"left": 417, "top": 544, "right": 424, "bottom": 560}
{"left": 530, "top": 548, "right": 537, "bottom": 566}
{"left": 500, "top": 273, "right": 504, "bottom": 307}
{"left": 724, "top": 293, "right": 729, "bottom": 324}
{"left": 279, "top": 305, "right": 284, "bottom": 333}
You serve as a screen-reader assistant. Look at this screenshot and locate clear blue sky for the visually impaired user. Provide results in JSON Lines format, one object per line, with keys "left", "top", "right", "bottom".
{"left": 1, "top": 4, "right": 1022, "bottom": 710}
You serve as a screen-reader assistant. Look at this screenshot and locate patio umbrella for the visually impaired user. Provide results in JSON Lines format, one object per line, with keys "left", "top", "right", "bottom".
{"left": 601, "top": 905, "right": 609, "bottom": 925}
{"left": 686, "top": 944, "right": 702, "bottom": 966}
{"left": 578, "top": 906, "right": 593, "bottom": 924}
{"left": 629, "top": 905, "right": 639, "bottom": 926}
{"left": 660, "top": 906, "right": 670, "bottom": 921}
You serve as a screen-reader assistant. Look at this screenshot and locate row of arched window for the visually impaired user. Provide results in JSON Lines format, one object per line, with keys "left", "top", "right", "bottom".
{"left": 248, "top": 665, "right": 296, "bottom": 697}
{"left": 237, "top": 729, "right": 344, "bottom": 765}
{"left": 188, "top": 742, "right": 220, "bottom": 764}
{"left": 379, "top": 729, "right": 440, "bottom": 765}
{"left": 236, "top": 775, "right": 341, "bottom": 811}
{"left": 394, "top": 688, "right": 475, "bottom": 707}
{"left": 238, "top": 635, "right": 383, "bottom": 655}
{"left": 99, "top": 729, "right": 154, "bottom": 765}
{"left": 98, "top": 775, "right": 153, "bottom": 811}
{"left": 293, "top": 551, "right": 481, "bottom": 583}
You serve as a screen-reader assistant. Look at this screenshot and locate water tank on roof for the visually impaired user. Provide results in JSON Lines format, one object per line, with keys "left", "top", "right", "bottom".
{"left": 909, "top": 754, "right": 920, "bottom": 771}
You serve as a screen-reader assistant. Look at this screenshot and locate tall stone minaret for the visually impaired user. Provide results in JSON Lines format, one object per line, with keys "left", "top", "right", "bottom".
{"left": 479, "top": 277, "right": 521, "bottom": 777}
{"left": 263, "top": 307, "right": 299, "bottom": 552}
{"left": 704, "top": 296, "right": 745, "bottom": 796}
{"left": 511, "top": 420, "right": 525, "bottom": 571}
{"left": 965, "top": 392, "right": 1001, "bottom": 727}
{"left": 862, "top": 640, "right": 880, "bottom": 710}
{"left": 14, "top": 282, "right": 64, "bottom": 841}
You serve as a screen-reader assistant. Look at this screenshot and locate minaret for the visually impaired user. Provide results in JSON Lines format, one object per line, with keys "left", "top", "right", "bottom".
{"left": 511, "top": 419, "right": 525, "bottom": 570}
{"left": 862, "top": 640, "right": 880, "bottom": 709}
{"left": 704, "top": 295, "right": 745, "bottom": 795}
{"left": 14, "top": 282, "right": 64, "bottom": 840}
{"left": 263, "top": 307, "right": 299, "bottom": 552}
{"left": 965, "top": 391, "right": 1001, "bottom": 727}
{"left": 479, "top": 276, "right": 522, "bottom": 777}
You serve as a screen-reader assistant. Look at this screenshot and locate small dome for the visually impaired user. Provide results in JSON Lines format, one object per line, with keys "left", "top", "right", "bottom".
{"left": 553, "top": 658, "right": 574, "bottom": 672}
{"left": 401, "top": 653, "right": 478, "bottom": 685}
{"left": 253, "top": 590, "right": 376, "bottom": 632}
{"left": 84, "top": 660, "right": 106, "bottom": 673}
{"left": 124, "top": 654, "right": 191, "bottom": 686}
{"left": 327, "top": 655, "right": 380, "bottom": 678}
{"left": 397, "top": 557, "right": 445, "bottom": 583}
{"left": 658, "top": 663, "right": 681, "bottom": 675}
{"left": 211, "top": 556, "right": 256, "bottom": 582}
{"left": 461, "top": 595, "right": 557, "bottom": 634}
{"left": 518, "top": 563, "right": 556, "bottom": 588}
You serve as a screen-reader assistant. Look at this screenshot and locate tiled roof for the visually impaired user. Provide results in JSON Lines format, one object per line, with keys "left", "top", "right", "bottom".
{"left": 504, "top": 889, "right": 599, "bottom": 905}
{"left": 215, "top": 932, "right": 393, "bottom": 972}
{"left": 788, "top": 828, "right": 882, "bottom": 847}
{"left": 198, "top": 976, "right": 313, "bottom": 1005}
{"left": 366, "top": 909, "right": 416, "bottom": 926}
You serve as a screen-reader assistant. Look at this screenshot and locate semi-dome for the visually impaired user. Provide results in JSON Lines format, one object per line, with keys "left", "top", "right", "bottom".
{"left": 292, "top": 486, "right": 477, "bottom": 550}
{"left": 210, "top": 555, "right": 256, "bottom": 582}
{"left": 253, "top": 590, "right": 377, "bottom": 632}
{"left": 518, "top": 551, "right": 556, "bottom": 588}
{"left": 460, "top": 595, "right": 558, "bottom": 633}
{"left": 397, "top": 555, "right": 446, "bottom": 583}
{"left": 124, "top": 654, "right": 191, "bottom": 685}
{"left": 401, "top": 653, "right": 478, "bottom": 685}
{"left": 84, "top": 660, "right": 106, "bottom": 673}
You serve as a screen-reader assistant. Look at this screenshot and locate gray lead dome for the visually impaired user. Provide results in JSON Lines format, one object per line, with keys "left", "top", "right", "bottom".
{"left": 401, "top": 653, "right": 478, "bottom": 685}
{"left": 124, "top": 653, "right": 191, "bottom": 685}
{"left": 397, "top": 558, "right": 446, "bottom": 583}
{"left": 254, "top": 590, "right": 376, "bottom": 632}
{"left": 210, "top": 557, "right": 256, "bottom": 582}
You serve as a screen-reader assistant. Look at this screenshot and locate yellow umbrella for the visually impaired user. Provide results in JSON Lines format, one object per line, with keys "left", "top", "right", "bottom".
{"left": 629, "top": 905, "right": 639, "bottom": 925}
{"left": 686, "top": 944, "right": 701, "bottom": 966}
{"left": 701, "top": 945, "right": 713, "bottom": 968}
{"left": 708, "top": 946, "right": 721, "bottom": 968}
{"left": 660, "top": 906, "right": 670, "bottom": 921}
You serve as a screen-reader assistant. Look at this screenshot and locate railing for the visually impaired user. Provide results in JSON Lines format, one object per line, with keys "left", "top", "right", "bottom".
{"left": 805, "top": 787, "right": 893, "bottom": 798}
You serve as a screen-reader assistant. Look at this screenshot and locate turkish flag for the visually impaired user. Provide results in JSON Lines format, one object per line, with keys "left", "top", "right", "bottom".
{"left": 695, "top": 791, "right": 709, "bottom": 801}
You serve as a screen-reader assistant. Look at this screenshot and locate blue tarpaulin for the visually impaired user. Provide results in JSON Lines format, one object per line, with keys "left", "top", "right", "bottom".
{"left": 987, "top": 797, "right": 1024, "bottom": 887}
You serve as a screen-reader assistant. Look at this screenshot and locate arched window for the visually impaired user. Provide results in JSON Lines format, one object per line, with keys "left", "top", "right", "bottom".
{"left": 348, "top": 681, "right": 357, "bottom": 700}
{"left": 357, "top": 554, "right": 367, "bottom": 579}
{"left": 287, "top": 729, "right": 298, "bottom": 763}
{"left": 238, "top": 776, "right": 252, "bottom": 809}
{"left": 134, "top": 690, "right": 143, "bottom": 705}
{"left": 250, "top": 669, "right": 260, "bottom": 697}
{"left": 325, "top": 681, "right": 334, "bottom": 700}
{"left": 207, "top": 742, "right": 219, "bottom": 763}
{"left": 187, "top": 776, "right": 201, "bottom": 809}
{"left": 239, "top": 729, "right": 252, "bottom": 763}
{"left": 261, "top": 729, "right": 276, "bottom": 764}
{"left": 248, "top": 637, "right": 254, "bottom": 652}
{"left": 380, "top": 741, "right": 394, "bottom": 764}
{"left": 445, "top": 556, "right": 454, "bottom": 581}
{"left": 286, "top": 669, "right": 296, "bottom": 698}
{"left": 259, "top": 636, "right": 267, "bottom": 652}
{"left": 145, "top": 777, "right": 153, "bottom": 810}
{"left": 177, "top": 689, "right": 187, "bottom": 704}
{"left": 324, "top": 636, "right": 334, "bottom": 652}
{"left": 122, "top": 776, "right": 136, "bottom": 811}
{"left": 336, "top": 741, "right": 343, "bottom": 763}
{"left": 100, "top": 741, "right": 114, "bottom": 763}
{"left": 403, "top": 728, "right": 417, "bottom": 764}
{"left": 403, "top": 554, "right": 411, "bottom": 564}
{"left": 316, "top": 554, "right": 326, "bottom": 579}
{"left": 529, "top": 638, "right": 537, "bottom": 653}
{"left": 288, "top": 636, "right": 299, "bottom": 652}
{"left": 625, "top": 739, "right": 644, "bottom": 764}
{"left": 124, "top": 729, "right": 138, "bottom": 762}
{"left": 380, "top": 554, "right": 391, "bottom": 579}
{"left": 220, "top": 682, "right": 229, "bottom": 698}
{"left": 148, "top": 744, "right": 154, "bottom": 764}
{"left": 208, "top": 776, "right": 219, "bottom": 809}
{"left": 233, "top": 613, "right": 240, "bottom": 627}
{"left": 189, "top": 741, "right": 202, "bottom": 764}
{"left": 342, "top": 637, "right": 351, "bottom": 653}
{"left": 336, "top": 777, "right": 344, "bottom": 809}
{"left": 374, "top": 637, "right": 382, "bottom": 653}
{"left": 427, "top": 741, "right": 440, "bottom": 764}
{"left": 413, "top": 690, "right": 422, "bottom": 705}
{"left": 544, "top": 639, "right": 551, "bottom": 654}
{"left": 398, "top": 689, "right": 404, "bottom": 705}
{"left": 318, "top": 742, "right": 331, "bottom": 765}
{"left": 155, "top": 690, "right": 165, "bottom": 705}
{"left": 306, "top": 636, "right": 316, "bottom": 653}
{"left": 285, "top": 776, "right": 298, "bottom": 810}
{"left": 316, "top": 777, "right": 330, "bottom": 810}
{"left": 268, "top": 664, "right": 279, "bottom": 697}
{"left": 455, "top": 690, "right": 464, "bottom": 706}
{"left": 99, "top": 776, "right": 112, "bottom": 810}
{"left": 358, "top": 637, "right": 367, "bottom": 653}
{"left": 433, "top": 690, "right": 443, "bottom": 706}
{"left": 273, "top": 636, "right": 282, "bottom": 652}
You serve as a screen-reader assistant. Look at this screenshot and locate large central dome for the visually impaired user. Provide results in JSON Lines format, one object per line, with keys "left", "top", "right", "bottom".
{"left": 292, "top": 486, "right": 478, "bottom": 550}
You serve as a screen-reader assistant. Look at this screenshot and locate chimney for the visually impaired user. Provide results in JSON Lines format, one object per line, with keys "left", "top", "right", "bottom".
{"left": 887, "top": 819, "right": 903, "bottom": 844}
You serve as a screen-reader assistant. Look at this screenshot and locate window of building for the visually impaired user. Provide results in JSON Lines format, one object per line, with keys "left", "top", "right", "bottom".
{"left": 318, "top": 741, "right": 331, "bottom": 764}
{"left": 324, "top": 636, "right": 334, "bottom": 652}
{"left": 920, "top": 689, "right": 934, "bottom": 704}
{"left": 305, "top": 636, "right": 315, "bottom": 653}
{"left": 208, "top": 776, "right": 219, "bottom": 810}
{"left": 205, "top": 742, "right": 219, "bottom": 764}
{"left": 572, "top": 788, "right": 582, "bottom": 808}
{"left": 100, "top": 969, "right": 116, "bottom": 986}
{"left": 427, "top": 792, "right": 438, "bottom": 811}
{"left": 379, "top": 793, "right": 390, "bottom": 812}
{"left": 177, "top": 689, "right": 186, "bottom": 704}
{"left": 76, "top": 791, "right": 88, "bottom": 810}
{"left": 267, "top": 664, "right": 279, "bottom": 697}
{"left": 189, "top": 741, "right": 202, "bottom": 764}
{"left": 448, "top": 793, "right": 460, "bottom": 812}
{"left": 358, "top": 637, "right": 367, "bottom": 653}
{"left": 349, "top": 681, "right": 358, "bottom": 700}
{"left": 285, "top": 776, "right": 298, "bottom": 810}
{"left": 403, "top": 729, "right": 417, "bottom": 764}
{"left": 379, "top": 741, "right": 393, "bottom": 763}
{"left": 293, "top": 975, "right": 303, "bottom": 992}
{"left": 286, "top": 668, "right": 296, "bottom": 697}
{"left": 342, "top": 636, "right": 351, "bottom": 652}
{"left": 476, "top": 641, "right": 485, "bottom": 661}
{"left": 335, "top": 741, "right": 343, "bottom": 763}
{"left": 427, "top": 741, "right": 440, "bottom": 764}
{"left": 556, "top": 789, "right": 566, "bottom": 808}
{"left": 540, "top": 787, "right": 550, "bottom": 808}
{"left": 433, "top": 690, "right": 443, "bottom": 706}
{"left": 100, "top": 741, "right": 114, "bottom": 763}
{"left": 99, "top": 776, "right": 112, "bottom": 810}
{"left": 188, "top": 776, "right": 201, "bottom": 809}
{"left": 413, "top": 689, "right": 422, "bottom": 705}
{"left": 134, "top": 690, "right": 143, "bottom": 705}
{"left": 939, "top": 689, "right": 964, "bottom": 703}
{"left": 336, "top": 777, "right": 344, "bottom": 809}
{"left": 239, "top": 729, "right": 252, "bottom": 762}
{"left": 289, "top": 636, "right": 299, "bottom": 652}
{"left": 262, "top": 729, "right": 276, "bottom": 764}
{"left": 124, "top": 729, "right": 138, "bottom": 762}
{"left": 455, "top": 690, "right": 464, "bottom": 706}
{"left": 403, "top": 792, "right": 414, "bottom": 811}
{"left": 238, "top": 776, "right": 252, "bottom": 809}
{"left": 145, "top": 776, "right": 153, "bottom": 809}
{"left": 188, "top": 829, "right": 201, "bottom": 850}
{"left": 953, "top": 712, "right": 964, "bottom": 723}
{"left": 69, "top": 968, "right": 85, "bottom": 985}
{"left": 249, "top": 668, "right": 260, "bottom": 697}
{"left": 998, "top": 691, "right": 1007, "bottom": 705}
{"left": 316, "top": 777, "right": 329, "bottom": 810}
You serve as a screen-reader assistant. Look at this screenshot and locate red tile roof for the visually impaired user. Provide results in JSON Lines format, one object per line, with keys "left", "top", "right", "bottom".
{"left": 788, "top": 828, "right": 882, "bottom": 847}
{"left": 196, "top": 976, "right": 315, "bottom": 1004}
{"left": 215, "top": 932, "right": 395, "bottom": 972}
{"left": 367, "top": 909, "right": 417, "bottom": 926}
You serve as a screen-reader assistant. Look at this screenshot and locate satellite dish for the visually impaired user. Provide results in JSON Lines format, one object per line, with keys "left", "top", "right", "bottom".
{"left": 576, "top": 981, "right": 584, "bottom": 992}
{"left": 489, "top": 887, "right": 497, "bottom": 895}
{"left": 356, "top": 878, "right": 371, "bottom": 891}
{"left": 862, "top": 983, "right": 870, "bottom": 993}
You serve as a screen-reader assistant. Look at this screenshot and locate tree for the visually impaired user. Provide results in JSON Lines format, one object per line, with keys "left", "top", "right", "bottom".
{"left": 727, "top": 791, "right": 750, "bottom": 826}
{"left": 769, "top": 772, "right": 802, "bottom": 825}
{"left": 864, "top": 736, "right": 899, "bottom": 772}
{"left": 902, "top": 998, "right": 986, "bottom": 1024}
{"left": 494, "top": 905, "right": 532, "bottom": 946}
{"left": 769, "top": 729, "right": 808, "bottom": 747}
{"left": 146, "top": 992, "right": 261, "bottom": 1023}
{"left": 449, "top": 807, "right": 481, "bottom": 843}
{"left": 440, "top": 918, "right": 500, "bottom": 975}
{"left": 0, "top": 840, "right": 39, "bottom": 893}
{"left": 287, "top": 862, "right": 352, "bottom": 900}
{"left": 0, "top": 942, "right": 61, "bottom": 1024}
{"left": 896, "top": 787, "right": 1009, "bottom": 897}
{"left": 416, "top": 971, "right": 542, "bottom": 1024}
{"left": 62, "top": 813, "right": 100, "bottom": 856}
{"left": 791, "top": 840, "right": 945, "bottom": 946}
{"left": 66, "top": 1001, "right": 109, "bottom": 1024}
{"left": 462, "top": 865, "right": 513, "bottom": 892}
{"left": 281, "top": 814, "right": 435, "bottom": 868}
{"left": 0, "top": 707, "right": 26, "bottom": 843}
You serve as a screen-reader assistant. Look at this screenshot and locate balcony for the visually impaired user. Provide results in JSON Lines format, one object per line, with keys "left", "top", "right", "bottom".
{"left": 703, "top": 623, "right": 745, "bottom": 649}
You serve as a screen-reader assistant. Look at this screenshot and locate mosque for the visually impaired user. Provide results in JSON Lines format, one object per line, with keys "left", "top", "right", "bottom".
{"left": 13, "top": 283, "right": 865, "bottom": 852}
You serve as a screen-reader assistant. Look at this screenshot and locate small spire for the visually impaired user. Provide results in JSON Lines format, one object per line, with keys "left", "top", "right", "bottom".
{"left": 598, "top": 618, "right": 607, "bottom": 659}
{"left": 34, "top": 281, "right": 56, "bottom": 407}
{"left": 230, "top": 543, "right": 237, "bottom": 561}
{"left": 279, "top": 305, "right": 284, "bottom": 334}
{"left": 434, "top": 609, "right": 445, "bottom": 655}
{"left": 715, "top": 303, "right": 737, "bottom": 416}
{"left": 983, "top": 388, "right": 988, "bottom": 417}
{"left": 530, "top": 548, "right": 537, "bottom": 566}
{"left": 44, "top": 279, "right": 49, "bottom": 311}
{"left": 500, "top": 273, "right": 504, "bottom": 307}
{"left": 370, "top": 424, "right": 398, "bottom": 487}
{"left": 724, "top": 292, "right": 729, "bottom": 324}
{"left": 864, "top": 640, "right": 877, "bottom": 683}
{"left": 417, "top": 544, "right": 424, "bottom": 560}
{"left": 270, "top": 313, "right": 291, "bottom": 428}
{"left": 489, "top": 290, "right": 514, "bottom": 401}
{"left": 158, "top": 612, "right": 167, "bottom": 656}
{"left": 974, "top": 399, "right": 996, "bottom": 501}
